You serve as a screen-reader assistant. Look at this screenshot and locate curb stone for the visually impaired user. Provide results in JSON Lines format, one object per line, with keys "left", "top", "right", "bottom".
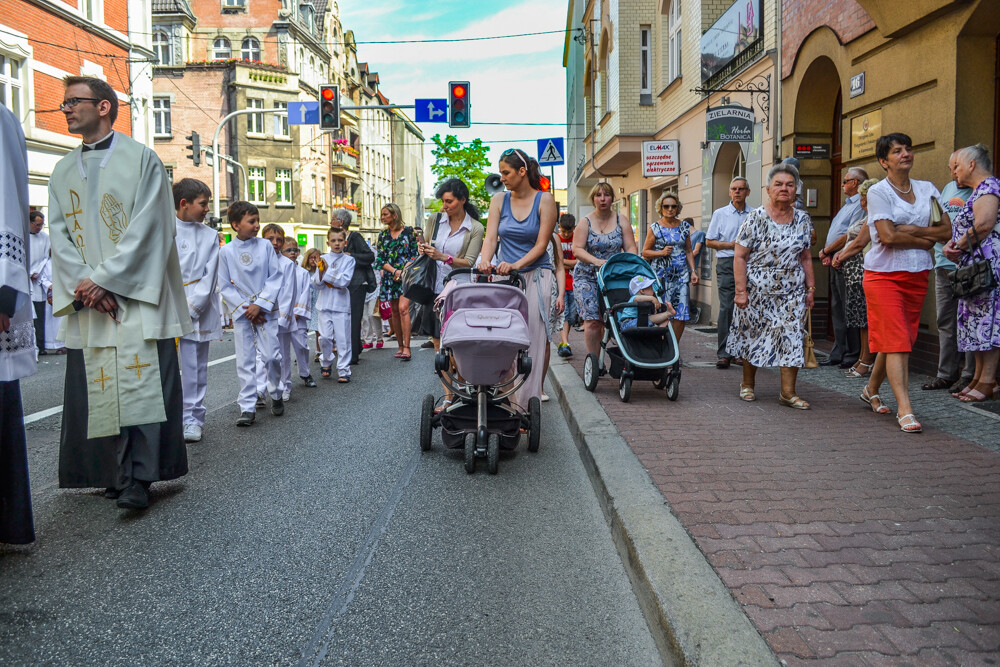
{"left": 547, "top": 356, "right": 778, "bottom": 667}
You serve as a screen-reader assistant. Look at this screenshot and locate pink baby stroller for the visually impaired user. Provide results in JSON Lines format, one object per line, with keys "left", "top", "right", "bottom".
{"left": 418, "top": 269, "right": 541, "bottom": 474}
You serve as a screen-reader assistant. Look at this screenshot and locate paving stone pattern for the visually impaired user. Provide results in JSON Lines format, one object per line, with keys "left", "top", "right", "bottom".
{"left": 562, "top": 328, "right": 1000, "bottom": 664}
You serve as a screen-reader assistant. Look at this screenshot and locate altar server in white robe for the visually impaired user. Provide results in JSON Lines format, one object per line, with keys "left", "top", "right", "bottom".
{"left": 0, "top": 102, "right": 36, "bottom": 543}
{"left": 218, "top": 202, "right": 283, "bottom": 425}
{"left": 313, "top": 227, "right": 355, "bottom": 381}
{"left": 280, "top": 239, "right": 317, "bottom": 394}
{"left": 256, "top": 224, "right": 294, "bottom": 401}
{"left": 41, "top": 261, "right": 66, "bottom": 353}
{"left": 28, "top": 211, "right": 50, "bottom": 355}
{"left": 173, "top": 178, "right": 220, "bottom": 443}
{"left": 48, "top": 76, "right": 191, "bottom": 511}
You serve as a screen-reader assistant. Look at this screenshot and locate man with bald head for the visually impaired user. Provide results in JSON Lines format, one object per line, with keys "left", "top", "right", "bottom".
{"left": 818, "top": 166, "right": 868, "bottom": 367}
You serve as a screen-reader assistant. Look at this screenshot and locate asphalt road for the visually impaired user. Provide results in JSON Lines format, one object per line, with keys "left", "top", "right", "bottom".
{"left": 2, "top": 335, "right": 662, "bottom": 666}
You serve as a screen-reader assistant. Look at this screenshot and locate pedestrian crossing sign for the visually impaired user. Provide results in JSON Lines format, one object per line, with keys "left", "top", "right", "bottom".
{"left": 537, "top": 137, "right": 565, "bottom": 166}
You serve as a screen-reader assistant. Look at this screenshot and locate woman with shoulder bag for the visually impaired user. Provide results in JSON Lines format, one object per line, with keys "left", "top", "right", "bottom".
{"left": 375, "top": 203, "right": 418, "bottom": 361}
{"left": 941, "top": 143, "right": 1000, "bottom": 402}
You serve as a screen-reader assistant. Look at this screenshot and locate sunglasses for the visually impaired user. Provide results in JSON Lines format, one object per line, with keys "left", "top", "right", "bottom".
{"left": 501, "top": 148, "right": 530, "bottom": 167}
{"left": 59, "top": 97, "right": 101, "bottom": 111}
{"left": 842, "top": 178, "right": 859, "bottom": 184}
{"left": 662, "top": 204, "right": 679, "bottom": 209}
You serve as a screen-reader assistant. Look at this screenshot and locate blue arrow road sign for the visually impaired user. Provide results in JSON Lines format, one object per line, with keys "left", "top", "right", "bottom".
{"left": 537, "top": 137, "right": 565, "bottom": 166}
{"left": 288, "top": 101, "right": 319, "bottom": 125}
{"left": 415, "top": 99, "right": 448, "bottom": 123}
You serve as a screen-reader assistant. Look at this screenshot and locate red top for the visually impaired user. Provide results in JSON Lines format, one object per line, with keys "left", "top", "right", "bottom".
{"left": 559, "top": 230, "right": 575, "bottom": 291}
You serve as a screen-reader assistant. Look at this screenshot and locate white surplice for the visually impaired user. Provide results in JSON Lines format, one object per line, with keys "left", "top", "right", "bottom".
{"left": 0, "top": 103, "right": 35, "bottom": 382}
{"left": 176, "top": 217, "right": 222, "bottom": 342}
{"left": 28, "top": 230, "right": 50, "bottom": 303}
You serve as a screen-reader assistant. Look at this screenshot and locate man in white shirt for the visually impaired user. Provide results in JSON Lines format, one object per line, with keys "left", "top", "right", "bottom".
{"left": 706, "top": 177, "right": 751, "bottom": 369}
{"left": 818, "top": 167, "right": 868, "bottom": 367}
{"left": 28, "top": 210, "right": 50, "bottom": 355}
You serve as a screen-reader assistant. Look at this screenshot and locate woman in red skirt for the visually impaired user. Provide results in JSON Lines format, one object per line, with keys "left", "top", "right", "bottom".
{"left": 861, "top": 134, "right": 953, "bottom": 432}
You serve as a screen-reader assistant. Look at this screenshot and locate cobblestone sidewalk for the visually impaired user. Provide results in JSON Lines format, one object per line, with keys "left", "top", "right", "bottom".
{"left": 560, "top": 328, "right": 1000, "bottom": 664}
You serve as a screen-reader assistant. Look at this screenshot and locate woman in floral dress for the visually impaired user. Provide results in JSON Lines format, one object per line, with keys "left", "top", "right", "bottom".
{"left": 729, "top": 163, "right": 816, "bottom": 409}
{"left": 572, "top": 182, "right": 639, "bottom": 357}
{"left": 642, "top": 193, "right": 699, "bottom": 343}
{"left": 375, "top": 203, "right": 418, "bottom": 360}
{"left": 942, "top": 143, "right": 1000, "bottom": 402}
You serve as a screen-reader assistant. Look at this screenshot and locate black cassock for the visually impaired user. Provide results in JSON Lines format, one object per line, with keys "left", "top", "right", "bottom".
{"left": 0, "top": 379, "right": 34, "bottom": 544}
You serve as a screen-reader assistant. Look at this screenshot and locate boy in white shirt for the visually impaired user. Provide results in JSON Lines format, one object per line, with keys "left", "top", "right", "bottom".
{"left": 173, "top": 179, "right": 220, "bottom": 442}
{"left": 218, "top": 202, "right": 283, "bottom": 426}
{"left": 313, "top": 227, "right": 355, "bottom": 382}
{"left": 257, "top": 224, "right": 295, "bottom": 402}
{"left": 281, "top": 239, "right": 317, "bottom": 392}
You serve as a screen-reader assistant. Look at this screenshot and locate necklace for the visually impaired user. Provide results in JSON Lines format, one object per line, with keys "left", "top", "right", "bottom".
{"left": 592, "top": 211, "right": 616, "bottom": 234}
{"left": 887, "top": 177, "right": 912, "bottom": 195}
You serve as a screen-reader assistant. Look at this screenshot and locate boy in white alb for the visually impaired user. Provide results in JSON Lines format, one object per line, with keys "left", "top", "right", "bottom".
{"left": 218, "top": 202, "right": 284, "bottom": 426}
{"left": 313, "top": 227, "right": 355, "bottom": 382}
{"left": 281, "top": 239, "right": 317, "bottom": 392}
{"left": 257, "top": 224, "right": 295, "bottom": 402}
{"left": 173, "top": 179, "right": 221, "bottom": 443}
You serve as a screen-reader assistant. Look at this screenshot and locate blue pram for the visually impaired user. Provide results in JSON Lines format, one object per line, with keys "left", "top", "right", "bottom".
{"left": 582, "top": 253, "right": 681, "bottom": 402}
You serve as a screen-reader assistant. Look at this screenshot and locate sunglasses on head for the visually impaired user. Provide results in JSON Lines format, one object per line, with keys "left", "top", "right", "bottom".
{"left": 501, "top": 148, "right": 529, "bottom": 167}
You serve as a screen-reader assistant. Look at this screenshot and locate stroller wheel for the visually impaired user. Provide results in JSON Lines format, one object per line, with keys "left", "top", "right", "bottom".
{"left": 487, "top": 433, "right": 499, "bottom": 475}
{"left": 464, "top": 433, "right": 476, "bottom": 474}
{"left": 666, "top": 375, "right": 680, "bottom": 401}
{"left": 419, "top": 394, "right": 435, "bottom": 451}
{"left": 619, "top": 376, "right": 633, "bottom": 402}
{"left": 584, "top": 354, "right": 600, "bottom": 392}
{"left": 527, "top": 397, "right": 541, "bottom": 453}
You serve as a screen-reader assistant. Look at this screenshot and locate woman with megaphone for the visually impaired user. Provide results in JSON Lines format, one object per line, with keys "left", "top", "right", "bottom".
{"left": 477, "top": 148, "right": 559, "bottom": 407}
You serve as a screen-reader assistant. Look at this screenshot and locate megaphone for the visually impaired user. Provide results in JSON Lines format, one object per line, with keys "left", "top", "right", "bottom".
{"left": 485, "top": 173, "right": 504, "bottom": 196}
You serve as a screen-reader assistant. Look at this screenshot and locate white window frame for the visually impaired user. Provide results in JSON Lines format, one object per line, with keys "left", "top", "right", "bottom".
{"left": 246, "top": 97, "right": 264, "bottom": 136}
{"left": 275, "top": 168, "right": 292, "bottom": 204}
{"left": 0, "top": 53, "right": 24, "bottom": 121}
{"left": 273, "top": 101, "right": 289, "bottom": 138}
{"left": 241, "top": 37, "right": 260, "bottom": 62}
{"left": 153, "top": 29, "right": 172, "bottom": 66}
{"left": 668, "top": 1, "right": 682, "bottom": 83}
{"left": 222, "top": 0, "right": 246, "bottom": 9}
{"left": 640, "top": 26, "right": 651, "bottom": 95}
{"left": 319, "top": 176, "right": 327, "bottom": 210}
{"left": 152, "top": 97, "right": 171, "bottom": 137}
{"left": 248, "top": 166, "right": 266, "bottom": 204}
{"left": 212, "top": 37, "right": 231, "bottom": 60}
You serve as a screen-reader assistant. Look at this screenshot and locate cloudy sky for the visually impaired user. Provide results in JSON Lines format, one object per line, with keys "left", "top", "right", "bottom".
{"left": 339, "top": 0, "right": 570, "bottom": 192}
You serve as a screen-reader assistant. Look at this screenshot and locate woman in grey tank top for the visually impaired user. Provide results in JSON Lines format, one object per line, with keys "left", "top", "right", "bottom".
{"left": 477, "top": 148, "right": 559, "bottom": 406}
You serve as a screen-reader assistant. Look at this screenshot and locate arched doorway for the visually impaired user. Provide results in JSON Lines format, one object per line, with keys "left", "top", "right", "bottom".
{"left": 712, "top": 142, "right": 747, "bottom": 210}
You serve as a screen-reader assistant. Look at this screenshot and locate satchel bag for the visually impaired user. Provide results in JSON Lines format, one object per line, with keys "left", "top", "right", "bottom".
{"left": 803, "top": 310, "right": 818, "bottom": 369}
{"left": 401, "top": 255, "right": 437, "bottom": 305}
{"left": 950, "top": 226, "right": 998, "bottom": 298}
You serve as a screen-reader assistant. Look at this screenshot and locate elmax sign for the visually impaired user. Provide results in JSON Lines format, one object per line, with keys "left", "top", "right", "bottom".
{"left": 706, "top": 105, "right": 755, "bottom": 142}
{"left": 641, "top": 141, "right": 679, "bottom": 178}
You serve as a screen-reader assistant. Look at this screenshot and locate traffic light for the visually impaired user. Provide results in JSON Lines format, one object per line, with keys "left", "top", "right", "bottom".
{"left": 185, "top": 131, "right": 200, "bottom": 166}
{"left": 448, "top": 81, "right": 470, "bottom": 128}
{"left": 319, "top": 84, "right": 340, "bottom": 131}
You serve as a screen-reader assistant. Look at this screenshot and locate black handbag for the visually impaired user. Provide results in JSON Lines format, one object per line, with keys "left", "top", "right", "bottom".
{"left": 400, "top": 215, "right": 444, "bottom": 305}
{"left": 950, "top": 226, "right": 997, "bottom": 298}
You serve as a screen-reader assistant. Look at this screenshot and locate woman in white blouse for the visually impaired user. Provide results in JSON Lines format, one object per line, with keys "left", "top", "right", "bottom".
{"left": 860, "top": 133, "right": 952, "bottom": 433}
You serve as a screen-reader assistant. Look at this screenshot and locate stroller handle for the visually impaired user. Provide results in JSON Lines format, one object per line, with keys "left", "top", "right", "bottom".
{"left": 445, "top": 267, "right": 526, "bottom": 290}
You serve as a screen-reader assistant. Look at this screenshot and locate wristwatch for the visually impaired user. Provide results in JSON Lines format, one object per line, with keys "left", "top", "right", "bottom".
{"left": 444, "top": 255, "right": 454, "bottom": 265}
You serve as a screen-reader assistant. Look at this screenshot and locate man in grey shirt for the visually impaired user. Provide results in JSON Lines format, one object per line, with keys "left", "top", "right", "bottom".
{"left": 706, "top": 178, "right": 750, "bottom": 369}
{"left": 818, "top": 167, "right": 868, "bottom": 367}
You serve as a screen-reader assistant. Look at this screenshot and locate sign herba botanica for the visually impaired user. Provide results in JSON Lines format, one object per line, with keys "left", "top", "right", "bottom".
{"left": 706, "top": 105, "right": 754, "bottom": 142}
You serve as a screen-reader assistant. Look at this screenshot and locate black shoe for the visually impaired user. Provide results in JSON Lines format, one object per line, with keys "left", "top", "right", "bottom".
{"left": 351, "top": 359, "right": 359, "bottom": 365}
{"left": 255, "top": 392, "right": 266, "bottom": 408}
{"left": 716, "top": 358, "right": 731, "bottom": 369}
{"left": 420, "top": 340, "right": 435, "bottom": 349}
{"left": 236, "top": 411, "right": 255, "bottom": 427}
{"left": 116, "top": 482, "right": 150, "bottom": 510}
{"left": 839, "top": 360, "right": 856, "bottom": 369}
{"left": 302, "top": 375, "right": 317, "bottom": 388}
{"left": 950, "top": 378, "right": 972, "bottom": 393}
{"left": 819, "top": 358, "right": 842, "bottom": 366}
{"left": 271, "top": 398, "right": 284, "bottom": 416}
{"left": 104, "top": 487, "right": 122, "bottom": 499}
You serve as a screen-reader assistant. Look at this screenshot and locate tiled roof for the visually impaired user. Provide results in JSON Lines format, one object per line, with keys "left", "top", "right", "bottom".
{"left": 151, "top": 0, "right": 192, "bottom": 15}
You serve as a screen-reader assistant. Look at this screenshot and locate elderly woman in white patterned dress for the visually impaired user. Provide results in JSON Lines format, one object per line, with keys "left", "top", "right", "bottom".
{"left": 729, "top": 163, "right": 816, "bottom": 408}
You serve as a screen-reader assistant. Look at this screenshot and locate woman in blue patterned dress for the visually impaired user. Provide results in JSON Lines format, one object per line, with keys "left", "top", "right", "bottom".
{"left": 729, "top": 163, "right": 816, "bottom": 409}
{"left": 572, "top": 182, "right": 639, "bottom": 357}
{"left": 941, "top": 143, "right": 1000, "bottom": 403}
{"left": 642, "top": 193, "right": 699, "bottom": 343}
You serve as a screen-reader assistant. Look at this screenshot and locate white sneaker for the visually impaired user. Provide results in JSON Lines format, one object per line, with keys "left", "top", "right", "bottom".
{"left": 183, "top": 424, "right": 202, "bottom": 442}
{"left": 541, "top": 393, "right": 550, "bottom": 402}
{"left": 282, "top": 391, "right": 291, "bottom": 402}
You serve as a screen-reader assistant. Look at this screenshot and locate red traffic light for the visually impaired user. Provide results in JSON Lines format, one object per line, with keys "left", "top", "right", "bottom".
{"left": 322, "top": 87, "right": 335, "bottom": 100}
{"left": 451, "top": 84, "right": 466, "bottom": 98}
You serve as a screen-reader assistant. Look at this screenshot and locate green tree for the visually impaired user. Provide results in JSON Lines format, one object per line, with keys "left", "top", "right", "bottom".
{"left": 429, "top": 134, "right": 492, "bottom": 218}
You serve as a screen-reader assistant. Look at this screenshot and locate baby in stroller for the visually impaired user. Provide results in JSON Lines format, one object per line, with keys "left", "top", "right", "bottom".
{"left": 617, "top": 275, "right": 676, "bottom": 331}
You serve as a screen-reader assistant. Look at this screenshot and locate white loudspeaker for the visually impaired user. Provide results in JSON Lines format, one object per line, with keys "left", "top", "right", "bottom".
{"left": 485, "top": 173, "right": 504, "bottom": 196}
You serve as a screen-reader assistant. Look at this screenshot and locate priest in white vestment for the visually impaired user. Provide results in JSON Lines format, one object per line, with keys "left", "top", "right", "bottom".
{"left": 0, "top": 102, "right": 36, "bottom": 543}
{"left": 28, "top": 210, "right": 50, "bottom": 354}
{"left": 48, "top": 76, "right": 191, "bottom": 511}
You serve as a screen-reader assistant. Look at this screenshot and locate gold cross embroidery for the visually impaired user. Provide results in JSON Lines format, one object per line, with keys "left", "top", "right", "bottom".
{"left": 93, "top": 367, "right": 111, "bottom": 392}
{"left": 125, "top": 354, "right": 151, "bottom": 379}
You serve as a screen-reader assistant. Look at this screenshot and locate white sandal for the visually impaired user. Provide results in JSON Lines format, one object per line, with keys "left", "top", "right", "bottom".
{"left": 860, "top": 388, "right": 891, "bottom": 414}
{"left": 897, "top": 413, "right": 922, "bottom": 433}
